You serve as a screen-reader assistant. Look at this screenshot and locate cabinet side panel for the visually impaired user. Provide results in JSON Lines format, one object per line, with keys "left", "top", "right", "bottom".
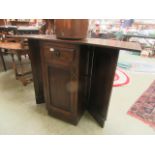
{"left": 88, "top": 47, "right": 119, "bottom": 127}
{"left": 28, "top": 39, "right": 44, "bottom": 104}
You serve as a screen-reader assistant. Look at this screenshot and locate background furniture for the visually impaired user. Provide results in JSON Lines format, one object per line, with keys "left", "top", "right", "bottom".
{"left": 123, "top": 34, "right": 155, "bottom": 41}
{"left": 41, "top": 19, "right": 55, "bottom": 34}
{"left": 0, "top": 39, "right": 32, "bottom": 85}
{"left": 0, "top": 48, "right": 7, "bottom": 71}
{"left": 0, "top": 26, "right": 18, "bottom": 71}
{"left": 9, "top": 20, "right": 30, "bottom": 26}
{"left": 0, "top": 19, "right": 7, "bottom": 26}
{"left": 123, "top": 34, "right": 155, "bottom": 56}
{"left": 0, "top": 25, "right": 17, "bottom": 35}
{"left": 16, "top": 27, "right": 40, "bottom": 35}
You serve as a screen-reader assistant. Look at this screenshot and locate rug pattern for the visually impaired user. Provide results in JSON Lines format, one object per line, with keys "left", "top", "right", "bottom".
{"left": 113, "top": 67, "right": 130, "bottom": 87}
{"left": 128, "top": 80, "right": 155, "bottom": 128}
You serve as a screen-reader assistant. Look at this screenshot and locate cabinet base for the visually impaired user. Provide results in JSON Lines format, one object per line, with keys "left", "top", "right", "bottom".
{"left": 48, "top": 110, "right": 79, "bottom": 126}
{"left": 88, "top": 109, "right": 105, "bottom": 128}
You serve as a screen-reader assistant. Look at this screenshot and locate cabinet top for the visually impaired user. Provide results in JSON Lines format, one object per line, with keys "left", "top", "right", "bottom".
{"left": 10, "top": 34, "right": 142, "bottom": 52}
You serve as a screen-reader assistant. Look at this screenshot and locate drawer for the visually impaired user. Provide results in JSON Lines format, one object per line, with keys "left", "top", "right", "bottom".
{"left": 42, "top": 42, "right": 77, "bottom": 66}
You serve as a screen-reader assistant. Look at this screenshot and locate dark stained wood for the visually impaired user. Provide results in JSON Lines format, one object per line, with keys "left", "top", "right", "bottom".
{"left": 9, "top": 34, "right": 142, "bottom": 127}
{"left": 10, "top": 34, "right": 142, "bottom": 52}
{"left": 87, "top": 47, "right": 119, "bottom": 127}
{"left": 42, "top": 42, "right": 75, "bottom": 67}
{"left": 40, "top": 41, "right": 88, "bottom": 125}
{"left": 28, "top": 39, "right": 44, "bottom": 104}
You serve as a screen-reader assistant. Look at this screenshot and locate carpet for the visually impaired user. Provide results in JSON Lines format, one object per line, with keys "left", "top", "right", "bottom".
{"left": 118, "top": 50, "right": 155, "bottom": 73}
{"left": 113, "top": 67, "right": 130, "bottom": 87}
{"left": 127, "top": 80, "right": 155, "bottom": 128}
{"left": 118, "top": 61, "right": 155, "bottom": 73}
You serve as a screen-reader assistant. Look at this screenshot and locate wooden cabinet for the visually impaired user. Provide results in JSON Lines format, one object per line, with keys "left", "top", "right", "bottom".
{"left": 40, "top": 41, "right": 88, "bottom": 125}
{"left": 26, "top": 35, "right": 141, "bottom": 127}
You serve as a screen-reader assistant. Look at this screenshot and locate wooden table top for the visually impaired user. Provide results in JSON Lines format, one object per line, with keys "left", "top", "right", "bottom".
{"left": 10, "top": 34, "right": 142, "bottom": 52}
{"left": 0, "top": 42, "right": 23, "bottom": 50}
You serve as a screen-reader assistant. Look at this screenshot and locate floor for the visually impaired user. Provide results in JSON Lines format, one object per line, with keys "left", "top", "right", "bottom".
{"left": 0, "top": 52, "right": 155, "bottom": 135}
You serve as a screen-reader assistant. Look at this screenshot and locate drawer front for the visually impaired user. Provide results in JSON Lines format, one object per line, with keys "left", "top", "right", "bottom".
{"left": 42, "top": 42, "right": 77, "bottom": 66}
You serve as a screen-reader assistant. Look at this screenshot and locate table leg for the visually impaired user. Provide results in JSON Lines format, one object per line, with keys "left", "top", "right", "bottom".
{"left": 28, "top": 39, "right": 44, "bottom": 104}
{"left": 88, "top": 47, "right": 119, "bottom": 127}
{"left": 0, "top": 49, "right": 7, "bottom": 71}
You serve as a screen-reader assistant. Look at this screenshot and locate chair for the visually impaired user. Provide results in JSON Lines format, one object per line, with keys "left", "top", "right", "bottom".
{"left": 0, "top": 26, "right": 17, "bottom": 71}
{"left": 1, "top": 37, "right": 32, "bottom": 86}
{"left": 0, "top": 33, "right": 8, "bottom": 71}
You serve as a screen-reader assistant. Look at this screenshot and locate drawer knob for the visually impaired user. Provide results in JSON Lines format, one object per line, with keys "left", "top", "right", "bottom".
{"left": 49, "top": 48, "right": 55, "bottom": 52}
{"left": 55, "top": 50, "right": 60, "bottom": 57}
{"left": 49, "top": 48, "right": 60, "bottom": 57}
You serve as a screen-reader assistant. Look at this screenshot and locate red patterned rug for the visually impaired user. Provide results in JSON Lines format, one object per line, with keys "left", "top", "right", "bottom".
{"left": 113, "top": 67, "right": 130, "bottom": 87}
{"left": 127, "top": 80, "right": 155, "bottom": 128}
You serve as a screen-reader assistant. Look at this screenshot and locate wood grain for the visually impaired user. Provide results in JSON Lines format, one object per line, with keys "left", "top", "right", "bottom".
{"left": 9, "top": 34, "right": 142, "bottom": 127}
{"left": 10, "top": 34, "right": 142, "bottom": 52}
{"left": 0, "top": 42, "right": 23, "bottom": 50}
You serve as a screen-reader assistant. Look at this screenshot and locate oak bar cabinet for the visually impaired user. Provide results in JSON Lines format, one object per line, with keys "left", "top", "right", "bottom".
{"left": 13, "top": 34, "right": 141, "bottom": 127}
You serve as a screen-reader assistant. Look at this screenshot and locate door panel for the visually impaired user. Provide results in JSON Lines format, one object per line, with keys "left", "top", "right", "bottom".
{"left": 48, "top": 66, "right": 74, "bottom": 113}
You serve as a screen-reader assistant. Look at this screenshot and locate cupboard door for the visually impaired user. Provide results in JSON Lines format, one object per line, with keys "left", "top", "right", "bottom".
{"left": 47, "top": 66, "right": 76, "bottom": 113}
{"left": 41, "top": 42, "right": 80, "bottom": 125}
{"left": 46, "top": 65, "right": 79, "bottom": 124}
